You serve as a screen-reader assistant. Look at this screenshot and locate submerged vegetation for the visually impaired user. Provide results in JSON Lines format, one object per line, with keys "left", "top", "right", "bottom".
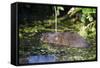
{"left": 18, "top": 4, "right": 97, "bottom": 64}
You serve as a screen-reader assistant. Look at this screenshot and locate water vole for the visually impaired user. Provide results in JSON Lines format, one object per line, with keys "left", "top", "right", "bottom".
{"left": 40, "top": 32, "right": 90, "bottom": 48}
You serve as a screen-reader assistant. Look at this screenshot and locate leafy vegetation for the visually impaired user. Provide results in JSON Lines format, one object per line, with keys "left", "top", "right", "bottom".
{"left": 18, "top": 4, "right": 97, "bottom": 62}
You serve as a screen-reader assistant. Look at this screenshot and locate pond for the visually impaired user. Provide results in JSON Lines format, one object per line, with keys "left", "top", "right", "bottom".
{"left": 27, "top": 55, "right": 57, "bottom": 63}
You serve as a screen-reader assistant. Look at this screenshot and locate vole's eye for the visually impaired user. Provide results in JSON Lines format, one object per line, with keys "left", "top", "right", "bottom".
{"left": 46, "top": 35, "right": 48, "bottom": 37}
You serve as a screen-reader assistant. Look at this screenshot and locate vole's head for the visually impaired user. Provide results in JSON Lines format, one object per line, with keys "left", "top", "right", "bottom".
{"left": 40, "top": 32, "right": 60, "bottom": 43}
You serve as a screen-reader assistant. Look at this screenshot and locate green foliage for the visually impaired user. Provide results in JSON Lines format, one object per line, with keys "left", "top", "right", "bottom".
{"left": 82, "top": 8, "right": 96, "bottom": 14}
{"left": 81, "top": 8, "right": 96, "bottom": 23}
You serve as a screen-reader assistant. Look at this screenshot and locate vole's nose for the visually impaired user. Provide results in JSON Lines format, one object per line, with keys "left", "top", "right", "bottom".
{"left": 40, "top": 37, "right": 43, "bottom": 41}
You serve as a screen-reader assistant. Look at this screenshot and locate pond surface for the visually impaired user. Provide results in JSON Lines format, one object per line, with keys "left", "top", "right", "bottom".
{"left": 27, "top": 55, "right": 57, "bottom": 63}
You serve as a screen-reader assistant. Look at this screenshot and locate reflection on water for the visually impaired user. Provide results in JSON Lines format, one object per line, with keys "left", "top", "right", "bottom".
{"left": 27, "top": 55, "right": 57, "bottom": 63}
